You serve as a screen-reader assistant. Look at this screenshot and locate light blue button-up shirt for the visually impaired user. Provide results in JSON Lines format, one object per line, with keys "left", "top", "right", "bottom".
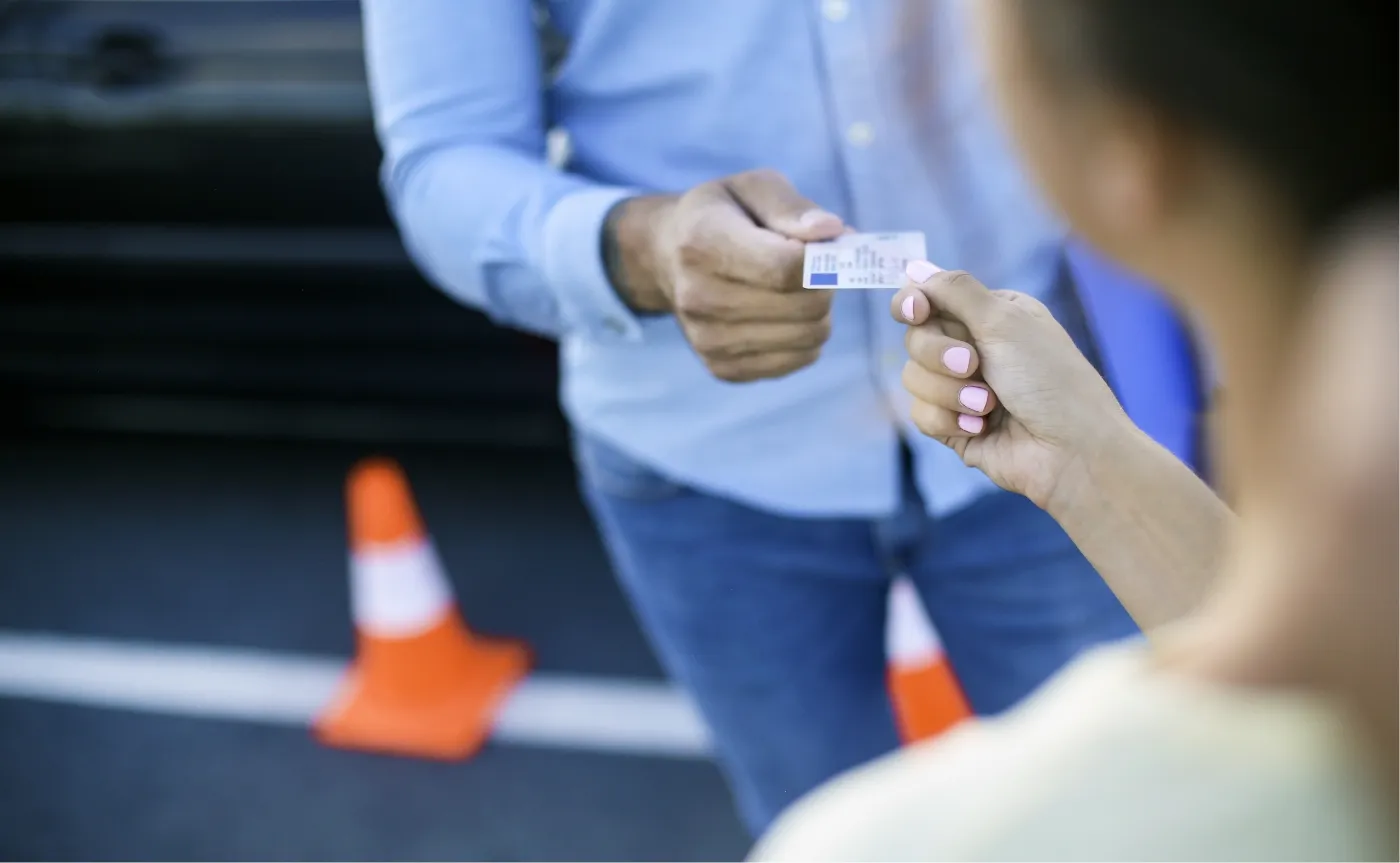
{"left": 361, "top": 0, "right": 1065, "bottom": 518}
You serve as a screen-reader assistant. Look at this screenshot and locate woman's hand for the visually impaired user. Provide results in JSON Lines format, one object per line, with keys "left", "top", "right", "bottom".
{"left": 891, "top": 261, "right": 1131, "bottom": 510}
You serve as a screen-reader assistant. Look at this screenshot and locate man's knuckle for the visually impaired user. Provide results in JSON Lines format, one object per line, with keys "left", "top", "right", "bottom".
{"left": 675, "top": 237, "right": 711, "bottom": 270}
{"left": 778, "top": 348, "right": 820, "bottom": 376}
{"left": 674, "top": 284, "right": 718, "bottom": 318}
{"left": 688, "top": 327, "right": 726, "bottom": 356}
{"left": 710, "top": 361, "right": 749, "bottom": 383}
{"left": 686, "top": 179, "right": 723, "bottom": 202}
{"left": 736, "top": 167, "right": 781, "bottom": 187}
{"left": 673, "top": 291, "right": 701, "bottom": 317}
{"left": 794, "top": 294, "right": 831, "bottom": 320}
{"left": 753, "top": 257, "right": 800, "bottom": 291}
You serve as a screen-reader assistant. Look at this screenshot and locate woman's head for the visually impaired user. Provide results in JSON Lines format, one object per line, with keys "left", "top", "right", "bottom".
{"left": 975, "top": 3, "right": 1398, "bottom": 777}
{"left": 976, "top": 0, "right": 1394, "bottom": 306}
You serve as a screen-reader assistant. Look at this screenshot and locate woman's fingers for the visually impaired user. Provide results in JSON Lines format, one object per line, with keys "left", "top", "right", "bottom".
{"left": 902, "top": 360, "right": 998, "bottom": 418}
{"left": 901, "top": 331, "right": 996, "bottom": 438}
{"left": 905, "top": 323, "right": 980, "bottom": 379}
{"left": 909, "top": 398, "right": 989, "bottom": 439}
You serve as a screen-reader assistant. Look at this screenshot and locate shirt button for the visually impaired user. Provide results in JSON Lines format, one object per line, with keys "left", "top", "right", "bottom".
{"left": 546, "top": 127, "right": 572, "bottom": 168}
{"left": 846, "top": 121, "right": 875, "bottom": 147}
{"left": 822, "top": 0, "right": 850, "bottom": 23}
{"left": 602, "top": 317, "right": 628, "bottom": 335}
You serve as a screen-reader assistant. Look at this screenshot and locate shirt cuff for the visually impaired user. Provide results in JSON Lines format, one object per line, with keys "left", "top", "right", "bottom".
{"left": 542, "top": 185, "right": 646, "bottom": 344}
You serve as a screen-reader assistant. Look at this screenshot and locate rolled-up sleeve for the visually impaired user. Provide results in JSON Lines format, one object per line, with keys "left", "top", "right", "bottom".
{"left": 360, "top": 0, "right": 643, "bottom": 342}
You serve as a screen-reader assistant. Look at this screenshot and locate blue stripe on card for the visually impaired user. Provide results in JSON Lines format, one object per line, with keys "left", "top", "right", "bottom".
{"left": 810, "top": 273, "right": 838, "bottom": 286}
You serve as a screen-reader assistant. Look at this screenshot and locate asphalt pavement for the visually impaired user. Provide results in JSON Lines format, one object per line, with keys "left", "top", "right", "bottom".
{"left": 0, "top": 431, "right": 749, "bottom": 861}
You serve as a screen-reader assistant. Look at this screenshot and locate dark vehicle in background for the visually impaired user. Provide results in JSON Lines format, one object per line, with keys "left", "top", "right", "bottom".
{"left": 0, "top": 0, "right": 567, "bottom": 446}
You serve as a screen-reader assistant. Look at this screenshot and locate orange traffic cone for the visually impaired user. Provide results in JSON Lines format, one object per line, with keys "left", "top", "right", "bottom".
{"left": 314, "top": 458, "right": 531, "bottom": 760}
{"left": 885, "top": 576, "right": 972, "bottom": 743}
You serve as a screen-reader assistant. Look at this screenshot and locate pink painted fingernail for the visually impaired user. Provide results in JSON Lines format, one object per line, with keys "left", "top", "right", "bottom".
{"left": 943, "top": 346, "right": 971, "bottom": 374}
{"left": 901, "top": 295, "right": 916, "bottom": 322}
{"left": 905, "top": 259, "right": 941, "bottom": 284}
{"left": 959, "top": 386, "right": 988, "bottom": 412}
{"left": 958, "top": 414, "right": 985, "bottom": 434}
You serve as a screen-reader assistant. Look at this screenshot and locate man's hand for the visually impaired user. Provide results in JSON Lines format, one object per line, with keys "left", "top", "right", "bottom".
{"left": 605, "top": 169, "right": 845, "bottom": 383}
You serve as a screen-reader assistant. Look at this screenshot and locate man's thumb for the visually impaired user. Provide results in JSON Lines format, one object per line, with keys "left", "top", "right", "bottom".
{"left": 723, "top": 169, "right": 844, "bottom": 241}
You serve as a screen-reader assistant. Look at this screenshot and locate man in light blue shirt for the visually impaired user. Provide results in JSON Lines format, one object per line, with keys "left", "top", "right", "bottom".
{"left": 361, "top": 0, "right": 1138, "bottom": 834}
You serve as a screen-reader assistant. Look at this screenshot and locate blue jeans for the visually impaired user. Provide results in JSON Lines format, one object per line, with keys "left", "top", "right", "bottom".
{"left": 574, "top": 434, "right": 1138, "bottom": 835}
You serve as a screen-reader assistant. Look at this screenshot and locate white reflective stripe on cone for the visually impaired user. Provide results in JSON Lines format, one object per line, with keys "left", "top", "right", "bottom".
{"left": 885, "top": 576, "right": 943, "bottom": 665}
{"left": 350, "top": 539, "right": 454, "bottom": 637}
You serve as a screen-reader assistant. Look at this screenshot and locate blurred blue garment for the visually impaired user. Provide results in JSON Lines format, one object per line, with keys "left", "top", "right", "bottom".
{"left": 362, "top": 0, "right": 1066, "bottom": 518}
{"left": 1067, "top": 244, "right": 1206, "bottom": 472}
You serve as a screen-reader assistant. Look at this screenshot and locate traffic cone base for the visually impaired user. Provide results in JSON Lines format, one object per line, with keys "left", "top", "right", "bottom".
{"left": 316, "top": 611, "right": 531, "bottom": 760}
{"left": 888, "top": 659, "right": 971, "bottom": 743}
{"left": 886, "top": 576, "right": 973, "bottom": 744}
{"left": 315, "top": 458, "right": 532, "bottom": 761}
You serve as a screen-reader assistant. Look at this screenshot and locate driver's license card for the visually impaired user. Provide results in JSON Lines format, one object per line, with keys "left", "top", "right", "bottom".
{"left": 802, "top": 231, "right": 927, "bottom": 289}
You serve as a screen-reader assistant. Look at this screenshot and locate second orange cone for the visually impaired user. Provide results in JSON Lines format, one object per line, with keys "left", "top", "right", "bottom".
{"left": 314, "top": 457, "right": 532, "bottom": 761}
{"left": 885, "top": 576, "right": 972, "bottom": 743}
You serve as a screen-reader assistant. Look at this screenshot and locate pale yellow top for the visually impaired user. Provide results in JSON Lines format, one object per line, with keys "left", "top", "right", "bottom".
{"left": 752, "top": 643, "right": 1396, "bottom": 862}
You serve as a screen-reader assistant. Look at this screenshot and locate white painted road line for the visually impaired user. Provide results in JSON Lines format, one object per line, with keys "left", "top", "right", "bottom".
{"left": 0, "top": 631, "right": 713, "bottom": 760}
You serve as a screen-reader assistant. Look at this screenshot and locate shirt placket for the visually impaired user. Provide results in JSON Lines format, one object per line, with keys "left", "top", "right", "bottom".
{"left": 812, "top": 0, "right": 911, "bottom": 422}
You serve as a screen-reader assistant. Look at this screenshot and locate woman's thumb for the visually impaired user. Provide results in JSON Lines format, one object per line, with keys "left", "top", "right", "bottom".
{"left": 902, "top": 262, "right": 999, "bottom": 332}
{"left": 892, "top": 286, "right": 933, "bottom": 325}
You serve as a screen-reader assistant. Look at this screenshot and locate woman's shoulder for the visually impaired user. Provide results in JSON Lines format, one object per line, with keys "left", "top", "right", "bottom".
{"left": 752, "top": 641, "right": 1392, "bottom": 862}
